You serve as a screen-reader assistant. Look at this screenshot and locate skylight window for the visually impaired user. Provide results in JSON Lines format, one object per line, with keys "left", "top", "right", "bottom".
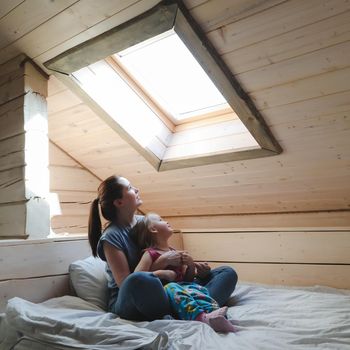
{"left": 45, "top": 0, "right": 281, "bottom": 171}
{"left": 115, "top": 31, "right": 230, "bottom": 122}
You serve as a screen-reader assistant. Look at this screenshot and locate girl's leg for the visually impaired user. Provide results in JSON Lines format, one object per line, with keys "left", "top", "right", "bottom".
{"left": 113, "top": 272, "right": 171, "bottom": 321}
{"left": 184, "top": 283, "right": 219, "bottom": 314}
{"left": 195, "top": 266, "right": 238, "bottom": 306}
{"left": 164, "top": 283, "right": 204, "bottom": 320}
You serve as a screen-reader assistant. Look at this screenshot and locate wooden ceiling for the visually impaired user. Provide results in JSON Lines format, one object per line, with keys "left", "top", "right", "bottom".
{"left": 1, "top": 0, "right": 349, "bottom": 221}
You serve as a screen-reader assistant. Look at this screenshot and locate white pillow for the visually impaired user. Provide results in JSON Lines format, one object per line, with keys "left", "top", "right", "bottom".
{"left": 69, "top": 256, "right": 109, "bottom": 310}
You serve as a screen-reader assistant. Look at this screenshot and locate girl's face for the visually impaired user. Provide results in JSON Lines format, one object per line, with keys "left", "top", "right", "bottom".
{"left": 117, "top": 177, "right": 142, "bottom": 210}
{"left": 148, "top": 213, "right": 173, "bottom": 237}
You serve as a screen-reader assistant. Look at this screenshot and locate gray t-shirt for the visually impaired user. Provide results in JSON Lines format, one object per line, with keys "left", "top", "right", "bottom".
{"left": 97, "top": 215, "right": 143, "bottom": 307}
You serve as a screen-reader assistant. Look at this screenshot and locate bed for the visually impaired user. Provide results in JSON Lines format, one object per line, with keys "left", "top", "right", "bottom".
{"left": 1, "top": 257, "right": 349, "bottom": 350}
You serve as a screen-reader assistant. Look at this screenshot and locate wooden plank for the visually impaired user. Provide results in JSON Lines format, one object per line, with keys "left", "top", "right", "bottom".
{"left": 208, "top": 262, "right": 350, "bottom": 289}
{"left": 48, "top": 74, "right": 67, "bottom": 96}
{"left": 51, "top": 215, "right": 88, "bottom": 234}
{"left": 183, "top": 231, "right": 350, "bottom": 264}
{"left": 169, "top": 119, "right": 249, "bottom": 146}
{"left": 237, "top": 41, "right": 350, "bottom": 92}
{"left": 55, "top": 190, "right": 97, "bottom": 203}
{"left": 0, "top": 202, "right": 26, "bottom": 237}
{"left": 34, "top": 0, "right": 161, "bottom": 69}
{"left": 0, "top": 97, "right": 24, "bottom": 141}
{"left": 0, "top": 166, "right": 25, "bottom": 203}
{"left": 0, "top": 275, "right": 71, "bottom": 312}
{"left": 143, "top": 188, "right": 350, "bottom": 211}
{"left": 0, "top": 134, "right": 25, "bottom": 172}
{"left": 49, "top": 142, "right": 82, "bottom": 168}
{"left": 1, "top": 0, "right": 159, "bottom": 66}
{"left": 0, "top": 198, "right": 49, "bottom": 238}
{"left": 169, "top": 231, "right": 184, "bottom": 251}
{"left": 187, "top": 0, "right": 287, "bottom": 33}
{"left": 0, "top": 69, "right": 24, "bottom": 105}
{"left": 175, "top": 112, "right": 238, "bottom": 132}
{"left": 262, "top": 89, "right": 350, "bottom": 122}
{"left": 207, "top": 0, "right": 350, "bottom": 54}
{"left": 143, "top": 191, "right": 350, "bottom": 216}
{"left": 135, "top": 164, "right": 350, "bottom": 192}
{"left": 251, "top": 66, "right": 350, "bottom": 110}
{"left": 141, "top": 182, "right": 350, "bottom": 204}
{"left": 223, "top": 10, "right": 350, "bottom": 74}
{"left": 163, "top": 211, "right": 350, "bottom": 231}
{"left": 50, "top": 166, "right": 100, "bottom": 192}
{"left": 59, "top": 202, "right": 90, "bottom": 217}
{"left": 0, "top": 0, "right": 24, "bottom": 19}
{"left": 47, "top": 89, "right": 82, "bottom": 115}
{"left": 0, "top": 0, "right": 77, "bottom": 49}
{"left": 0, "top": 238, "right": 90, "bottom": 280}
{"left": 163, "top": 132, "right": 258, "bottom": 160}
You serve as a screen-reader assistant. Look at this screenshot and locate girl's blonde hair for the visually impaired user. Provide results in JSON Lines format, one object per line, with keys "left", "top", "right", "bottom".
{"left": 131, "top": 213, "right": 159, "bottom": 249}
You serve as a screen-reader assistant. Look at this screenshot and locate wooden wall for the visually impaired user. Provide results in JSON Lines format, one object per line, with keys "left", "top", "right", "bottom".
{"left": 0, "top": 0, "right": 349, "bottom": 288}
{"left": 167, "top": 212, "right": 350, "bottom": 288}
{"left": 0, "top": 237, "right": 91, "bottom": 312}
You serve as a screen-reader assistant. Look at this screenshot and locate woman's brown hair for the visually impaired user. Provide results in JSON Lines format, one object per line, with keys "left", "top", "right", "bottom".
{"left": 88, "top": 175, "right": 124, "bottom": 256}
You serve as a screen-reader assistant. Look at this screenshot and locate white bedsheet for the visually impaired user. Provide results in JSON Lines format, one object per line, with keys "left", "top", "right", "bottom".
{"left": 0, "top": 283, "right": 349, "bottom": 350}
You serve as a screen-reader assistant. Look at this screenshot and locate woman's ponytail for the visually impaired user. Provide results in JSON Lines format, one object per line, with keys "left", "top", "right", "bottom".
{"left": 88, "top": 175, "right": 124, "bottom": 256}
{"left": 88, "top": 198, "right": 102, "bottom": 257}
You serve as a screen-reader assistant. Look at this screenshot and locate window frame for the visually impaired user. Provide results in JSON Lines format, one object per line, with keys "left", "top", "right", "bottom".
{"left": 45, "top": 0, "right": 282, "bottom": 171}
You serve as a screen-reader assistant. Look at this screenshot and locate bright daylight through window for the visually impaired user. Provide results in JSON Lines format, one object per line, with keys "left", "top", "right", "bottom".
{"left": 115, "top": 32, "right": 231, "bottom": 123}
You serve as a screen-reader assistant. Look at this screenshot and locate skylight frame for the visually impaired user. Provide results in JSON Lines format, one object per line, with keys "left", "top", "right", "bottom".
{"left": 44, "top": 0, "right": 282, "bottom": 171}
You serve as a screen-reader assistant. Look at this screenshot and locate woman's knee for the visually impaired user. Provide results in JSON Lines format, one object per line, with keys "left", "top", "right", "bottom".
{"left": 123, "top": 271, "right": 159, "bottom": 289}
{"left": 222, "top": 266, "right": 238, "bottom": 285}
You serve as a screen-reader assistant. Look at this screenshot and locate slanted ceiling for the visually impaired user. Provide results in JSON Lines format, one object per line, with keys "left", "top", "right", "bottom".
{"left": 1, "top": 0, "right": 349, "bottom": 230}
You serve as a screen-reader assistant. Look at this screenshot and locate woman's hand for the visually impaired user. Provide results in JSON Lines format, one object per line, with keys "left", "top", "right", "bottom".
{"left": 181, "top": 251, "right": 194, "bottom": 267}
{"left": 194, "top": 262, "right": 211, "bottom": 279}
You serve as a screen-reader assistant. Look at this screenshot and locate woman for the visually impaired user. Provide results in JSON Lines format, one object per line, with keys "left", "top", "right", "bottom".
{"left": 88, "top": 175, "right": 238, "bottom": 321}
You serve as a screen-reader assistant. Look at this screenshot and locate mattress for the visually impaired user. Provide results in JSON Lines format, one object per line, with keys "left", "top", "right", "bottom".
{"left": 1, "top": 282, "right": 349, "bottom": 350}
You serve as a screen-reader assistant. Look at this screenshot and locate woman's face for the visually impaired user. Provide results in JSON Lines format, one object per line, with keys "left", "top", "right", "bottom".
{"left": 117, "top": 177, "right": 142, "bottom": 210}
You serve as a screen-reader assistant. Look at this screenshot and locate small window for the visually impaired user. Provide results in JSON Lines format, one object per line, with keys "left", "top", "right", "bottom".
{"left": 45, "top": 0, "right": 281, "bottom": 171}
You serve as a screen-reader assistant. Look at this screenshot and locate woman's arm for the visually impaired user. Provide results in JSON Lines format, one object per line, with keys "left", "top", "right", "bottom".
{"left": 104, "top": 242, "right": 131, "bottom": 287}
{"left": 135, "top": 251, "right": 177, "bottom": 281}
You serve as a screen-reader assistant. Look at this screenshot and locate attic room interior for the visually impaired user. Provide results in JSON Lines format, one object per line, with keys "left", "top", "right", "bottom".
{"left": 0, "top": 0, "right": 349, "bottom": 349}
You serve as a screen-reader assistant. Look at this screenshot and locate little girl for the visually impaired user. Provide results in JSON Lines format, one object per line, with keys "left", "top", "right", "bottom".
{"left": 132, "top": 213, "right": 235, "bottom": 333}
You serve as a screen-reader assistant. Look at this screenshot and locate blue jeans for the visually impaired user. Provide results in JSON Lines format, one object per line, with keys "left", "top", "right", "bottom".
{"left": 112, "top": 266, "right": 238, "bottom": 321}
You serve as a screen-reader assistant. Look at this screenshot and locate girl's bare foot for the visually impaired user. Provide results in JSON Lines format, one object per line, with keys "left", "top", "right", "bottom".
{"left": 209, "top": 316, "right": 236, "bottom": 333}
{"left": 205, "top": 306, "right": 228, "bottom": 319}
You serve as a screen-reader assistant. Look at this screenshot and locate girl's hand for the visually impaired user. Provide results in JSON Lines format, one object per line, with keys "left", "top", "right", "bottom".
{"left": 194, "top": 262, "right": 211, "bottom": 279}
{"left": 181, "top": 251, "right": 194, "bottom": 266}
{"left": 160, "top": 250, "right": 183, "bottom": 267}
